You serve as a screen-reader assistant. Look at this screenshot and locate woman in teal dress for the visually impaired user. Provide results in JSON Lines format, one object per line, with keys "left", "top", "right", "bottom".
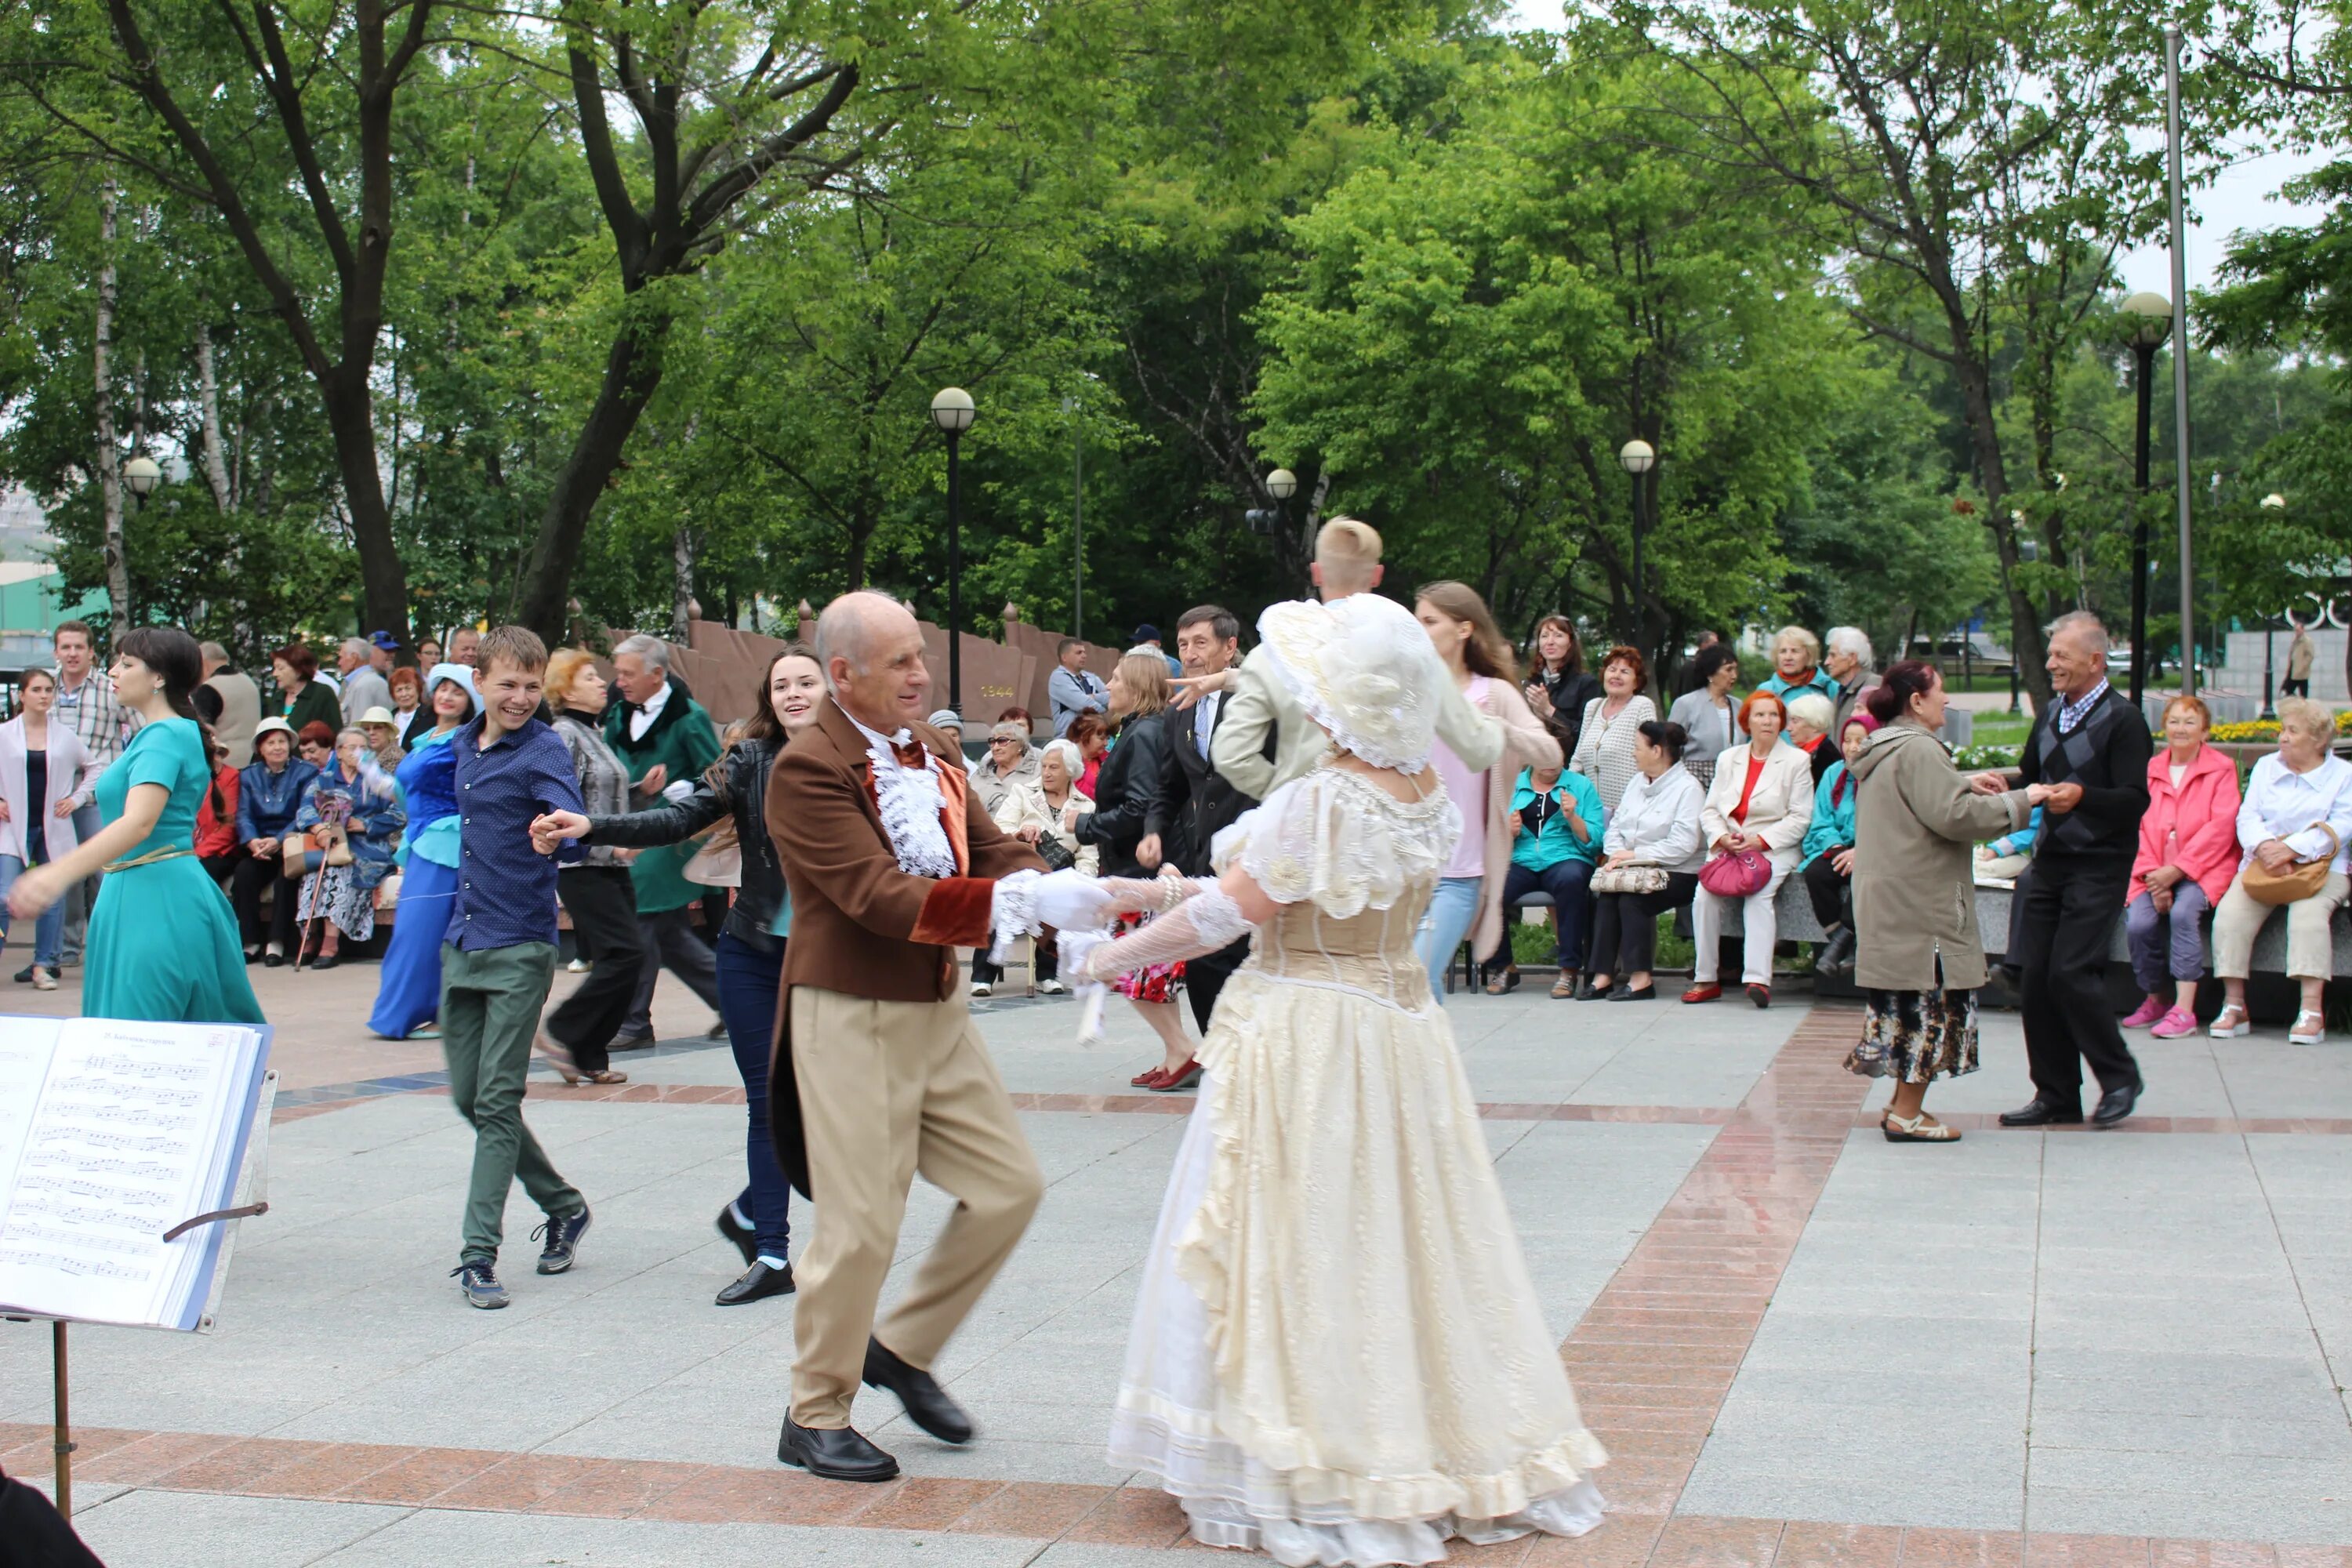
{"left": 5, "top": 627, "right": 264, "bottom": 1025}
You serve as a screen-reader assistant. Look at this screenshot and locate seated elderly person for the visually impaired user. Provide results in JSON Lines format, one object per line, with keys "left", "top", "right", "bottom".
{"left": 1785, "top": 691, "right": 1839, "bottom": 787}
{"left": 972, "top": 738, "right": 1095, "bottom": 998}
{"left": 970, "top": 713, "right": 1041, "bottom": 814}
{"left": 1824, "top": 626, "right": 1880, "bottom": 732}
{"left": 1485, "top": 763, "right": 1608, "bottom": 1000}
{"left": 2208, "top": 698, "right": 2352, "bottom": 1046}
{"left": 1759, "top": 625, "right": 1837, "bottom": 706}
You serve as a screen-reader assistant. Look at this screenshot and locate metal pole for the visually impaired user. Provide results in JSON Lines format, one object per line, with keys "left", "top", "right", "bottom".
{"left": 2166, "top": 25, "right": 2198, "bottom": 698}
{"left": 2130, "top": 339, "right": 2156, "bottom": 708}
{"left": 1072, "top": 411, "right": 1084, "bottom": 644}
{"left": 946, "top": 429, "right": 964, "bottom": 712}
{"left": 2263, "top": 613, "right": 2277, "bottom": 718}
{"left": 53, "top": 1319, "right": 72, "bottom": 1518}
{"left": 1630, "top": 470, "right": 1646, "bottom": 673}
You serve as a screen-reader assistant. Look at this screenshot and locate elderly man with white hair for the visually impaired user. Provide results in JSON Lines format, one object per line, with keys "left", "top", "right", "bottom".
{"left": 1824, "top": 626, "right": 1880, "bottom": 733}
{"left": 336, "top": 635, "right": 394, "bottom": 727}
{"left": 1973, "top": 611, "right": 2152, "bottom": 1129}
{"left": 603, "top": 632, "right": 725, "bottom": 1047}
{"left": 762, "top": 589, "right": 1100, "bottom": 1482}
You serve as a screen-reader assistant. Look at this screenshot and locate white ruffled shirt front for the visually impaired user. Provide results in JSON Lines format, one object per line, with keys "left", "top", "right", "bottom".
{"left": 840, "top": 702, "right": 960, "bottom": 879}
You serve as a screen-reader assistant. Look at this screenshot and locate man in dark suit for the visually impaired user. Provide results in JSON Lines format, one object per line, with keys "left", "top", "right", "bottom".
{"left": 1143, "top": 604, "right": 1261, "bottom": 1035}
{"left": 1976, "top": 612, "right": 2153, "bottom": 1128}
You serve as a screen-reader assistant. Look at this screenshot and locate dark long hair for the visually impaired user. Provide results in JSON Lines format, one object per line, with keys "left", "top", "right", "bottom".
{"left": 118, "top": 626, "right": 224, "bottom": 818}
{"left": 706, "top": 642, "right": 821, "bottom": 810}
{"left": 1865, "top": 660, "right": 1939, "bottom": 726}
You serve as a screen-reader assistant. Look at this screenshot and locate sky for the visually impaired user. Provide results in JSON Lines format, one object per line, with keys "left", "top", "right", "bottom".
{"left": 1504, "top": 2, "right": 2328, "bottom": 299}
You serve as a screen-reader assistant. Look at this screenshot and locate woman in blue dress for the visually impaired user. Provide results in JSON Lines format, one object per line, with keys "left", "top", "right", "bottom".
{"left": 5, "top": 627, "right": 263, "bottom": 1024}
{"left": 368, "top": 664, "right": 475, "bottom": 1038}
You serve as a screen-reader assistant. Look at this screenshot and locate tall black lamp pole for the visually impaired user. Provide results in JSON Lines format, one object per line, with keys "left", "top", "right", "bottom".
{"left": 931, "top": 387, "right": 976, "bottom": 712}
{"left": 2120, "top": 291, "right": 2172, "bottom": 709}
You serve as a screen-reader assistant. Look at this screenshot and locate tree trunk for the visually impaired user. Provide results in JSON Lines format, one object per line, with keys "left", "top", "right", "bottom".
{"left": 195, "top": 321, "right": 233, "bottom": 513}
{"left": 320, "top": 374, "right": 411, "bottom": 645}
{"left": 1948, "top": 325, "right": 2052, "bottom": 711}
{"left": 93, "top": 184, "right": 129, "bottom": 642}
{"left": 515, "top": 317, "right": 666, "bottom": 641}
{"left": 670, "top": 521, "right": 694, "bottom": 641}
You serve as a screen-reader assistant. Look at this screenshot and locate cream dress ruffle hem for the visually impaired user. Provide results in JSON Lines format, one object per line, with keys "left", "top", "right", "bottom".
{"left": 1108, "top": 769, "right": 1607, "bottom": 1566}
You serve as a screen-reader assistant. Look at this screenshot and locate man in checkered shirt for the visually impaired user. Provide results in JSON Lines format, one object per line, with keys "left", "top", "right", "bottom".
{"left": 50, "top": 619, "right": 140, "bottom": 968}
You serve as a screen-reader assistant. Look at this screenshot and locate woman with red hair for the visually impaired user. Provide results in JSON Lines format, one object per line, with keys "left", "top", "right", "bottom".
{"left": 1686, "top": 689, "right": 1814, "bottom": 1007}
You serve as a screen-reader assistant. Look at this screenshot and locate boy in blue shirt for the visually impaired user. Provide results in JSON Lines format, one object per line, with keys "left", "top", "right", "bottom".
{"left": 442, "top": 626, "right": 593, "bottom": 1308}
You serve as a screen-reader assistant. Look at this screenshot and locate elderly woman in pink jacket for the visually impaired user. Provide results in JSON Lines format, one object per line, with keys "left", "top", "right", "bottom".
{"left": 2122, "top": 695, "right": 2242, "bottom": 1037}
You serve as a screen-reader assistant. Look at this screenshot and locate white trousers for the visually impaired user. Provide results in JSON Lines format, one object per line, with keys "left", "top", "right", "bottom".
{"left": 1693, "top": 859, "right": 1793, "bottom": 985}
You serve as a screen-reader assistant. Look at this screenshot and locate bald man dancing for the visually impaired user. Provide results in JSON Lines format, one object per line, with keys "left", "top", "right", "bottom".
{"left": 767, "top": 590, "right": 1101, "bottom": 1482}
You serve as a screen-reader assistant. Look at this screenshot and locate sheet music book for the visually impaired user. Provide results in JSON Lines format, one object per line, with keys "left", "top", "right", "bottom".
{"left": 0, "top": 1016, "right": 273, "bottom": 1330}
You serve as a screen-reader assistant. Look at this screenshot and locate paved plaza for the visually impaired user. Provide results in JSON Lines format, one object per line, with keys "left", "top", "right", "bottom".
{"left": 3, "top": 960, "right": 2351, "bottom": 1566}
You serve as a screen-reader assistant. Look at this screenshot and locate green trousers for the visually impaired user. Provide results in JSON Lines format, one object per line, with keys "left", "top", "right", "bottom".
{"left": 441, "top": 942, "right": 582, "bottom": 1261}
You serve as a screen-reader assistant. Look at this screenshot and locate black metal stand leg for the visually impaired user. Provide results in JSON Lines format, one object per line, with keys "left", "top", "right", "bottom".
{"left": 53, "top": 1319, "right": 72, "bottom": 1518}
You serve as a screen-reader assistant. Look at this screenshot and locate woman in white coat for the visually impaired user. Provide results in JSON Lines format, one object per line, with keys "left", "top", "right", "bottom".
{"left": 1686, "top": 690, "right": 1814, "bottom": 1007}
{"left": 0, "top": 670, "right": 92, "bottom": 988}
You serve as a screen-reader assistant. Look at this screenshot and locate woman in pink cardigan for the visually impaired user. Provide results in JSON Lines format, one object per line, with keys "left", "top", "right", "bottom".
{"left": 1410, "top": 583, "right": 1561, "bottom": 994}
{"left": 2122, "top": 695, "right": 2242, "bottom": 1037}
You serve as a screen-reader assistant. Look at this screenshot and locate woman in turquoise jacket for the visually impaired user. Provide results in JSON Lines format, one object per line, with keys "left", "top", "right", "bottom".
{"left": 1802, "top": 712, "right": 1875, "bottom": 975}
{"left": 1486, "top": 763, "right": 1607, "bottom": 999}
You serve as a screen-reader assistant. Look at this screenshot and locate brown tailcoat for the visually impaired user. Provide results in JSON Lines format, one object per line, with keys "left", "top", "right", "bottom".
{"left": 765, "top": 700, "right": 1044, "bottom": 1195}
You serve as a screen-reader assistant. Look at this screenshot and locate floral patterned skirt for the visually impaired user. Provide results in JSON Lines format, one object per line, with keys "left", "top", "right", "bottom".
{"left": 298, "top": 865, "right": 379, "bottom": 943}
{"left": 1846, "top": 981, "right": 1979, "bottom": 1084}
{"left": 1113, "top": 911, "right": 1185, "bottom": 1004}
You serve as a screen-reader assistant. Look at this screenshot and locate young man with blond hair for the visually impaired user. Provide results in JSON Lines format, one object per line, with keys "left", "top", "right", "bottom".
{"left": 445, "top": 625, "right": 594, "bottom": 1308}
{"left": 1207, "top": 517, "right": 1504, "bottom": 800}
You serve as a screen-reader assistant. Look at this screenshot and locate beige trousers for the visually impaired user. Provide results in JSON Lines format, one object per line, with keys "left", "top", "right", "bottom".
{"left": 2212, "top": 869, "right": 2352, "bottom": 981}
{"left": 789, "top": 986, "right": 1044, "bottom": 1428}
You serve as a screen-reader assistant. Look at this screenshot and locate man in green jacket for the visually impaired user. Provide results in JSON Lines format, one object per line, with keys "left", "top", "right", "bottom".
{"left": 604, "top": 635, "right": 725, "bottom": 1045}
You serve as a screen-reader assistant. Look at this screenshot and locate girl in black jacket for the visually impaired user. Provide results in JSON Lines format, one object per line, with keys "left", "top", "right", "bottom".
{"left": 1076, "top": 653, "right": 1200, "bottom": 1091}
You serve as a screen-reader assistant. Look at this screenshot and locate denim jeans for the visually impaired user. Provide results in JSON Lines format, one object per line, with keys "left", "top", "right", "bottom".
{"left": 715, "top": 930, "right": 793, "bottom": 1263}
{"left": 1500, "top": 859, "right": 1595, "bottom": 967}
{"left": 60, "top": 800, "right": 99, "bottom": 960}
{"left": 1413, "top": 875, "right": 1486, "bottom": 994}
{"left": 0, "top": 854, "right": 63, "bottom": 968}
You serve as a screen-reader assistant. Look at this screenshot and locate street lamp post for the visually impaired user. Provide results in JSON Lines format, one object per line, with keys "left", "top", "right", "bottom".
{"left": 2120, "top": 291, "right": 2172, "bottom": 710}
{"left": 1618, "top": 439, "right": 1656, "bottom": 672}
{"left": 1063, "top": 394, "right": 1083, "bottom": 642}
{"left": 2261, "top": 492, "right": 2287, "bottom": 718}
{"left": 116, "top": 455, "right": 161, "bottom": 641}
{"left": 931, "top": 387, "right": 976, "bottom": 712}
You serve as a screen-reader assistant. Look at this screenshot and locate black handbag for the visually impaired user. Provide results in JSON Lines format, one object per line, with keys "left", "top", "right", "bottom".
{"left": 1034, "top": 832, "right": 1077, "bottom": 873}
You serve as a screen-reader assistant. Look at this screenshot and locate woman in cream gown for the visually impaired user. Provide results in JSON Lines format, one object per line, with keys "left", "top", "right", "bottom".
{"left": 1067, "top": 592, "right": 1607, "bottom": 1567}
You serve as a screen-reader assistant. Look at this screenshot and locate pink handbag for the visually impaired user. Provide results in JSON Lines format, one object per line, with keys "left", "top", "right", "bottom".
{"left": 1699, "top": 847, "right": 1773, "bottom": 898}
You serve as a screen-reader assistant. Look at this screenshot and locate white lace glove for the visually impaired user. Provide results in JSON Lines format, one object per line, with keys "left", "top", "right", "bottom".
{"left": 1074, "top": 884, "right": 1252, "bottom": 985}
{"left": 1054, "top": 928, "right": 1115, "bottom": 1043}
{"left": 1033, "top": 867, "right": 1113, "bottom": 931}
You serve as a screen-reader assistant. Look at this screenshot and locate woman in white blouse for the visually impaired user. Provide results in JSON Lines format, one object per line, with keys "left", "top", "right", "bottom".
{"left": 1585, "top": 720, "right": 1707, "bottom": 1001}
{"left": 1570, "top": 645, "right": 1658, "bottom": 813}
{"left": 1686, "top": 691, "right": 1815, "bottom": 1007}
{"left": 0, "top": 670, "right": 91, "bottom": 989}
{"left": 2208, "top": 699, "right": 2352, "bottom": 1045}
{"left": 977, "top": 738, "right": 1097, "bottom": 1000}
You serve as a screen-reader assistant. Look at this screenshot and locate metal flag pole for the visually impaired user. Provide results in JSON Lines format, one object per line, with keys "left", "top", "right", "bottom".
{"left": 2165, "top": 24, "right": 2198, "bottom": 696}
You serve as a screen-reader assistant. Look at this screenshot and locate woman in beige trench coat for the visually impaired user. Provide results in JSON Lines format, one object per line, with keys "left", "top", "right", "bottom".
{"left": 1845, "top": 662, "right": 2050, "bottom": 1143}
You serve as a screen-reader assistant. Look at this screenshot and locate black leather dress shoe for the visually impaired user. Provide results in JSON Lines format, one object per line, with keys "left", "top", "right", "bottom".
{"left": 1998, "top": 1098, "right": 2084, "bottom": 1127}
{"left": 715, "top": 1205, "right": 757, "bottom": 1268}
{"left": 862, "top": 1338, "right": 974, "bottom": 1444}
{"left": 716, "top": 1260, "right": 794, "bottom": 1306}
{"left": 2091, "top": 1080, "right": 2141, "bottom": 1127}
{"left": 778, "top": 1419, "right": 898, "bottom": 1482}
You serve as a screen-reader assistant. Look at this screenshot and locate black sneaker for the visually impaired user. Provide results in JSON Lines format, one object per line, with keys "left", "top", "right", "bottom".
{"left": 11, "top": 964, "right": 31, "bottom": 983}
{"left": 452, "top": 1259, "right": 509, "bottom": 1309}
{"left": 534, "top": 1206, "right": 591, "bottom": 1275}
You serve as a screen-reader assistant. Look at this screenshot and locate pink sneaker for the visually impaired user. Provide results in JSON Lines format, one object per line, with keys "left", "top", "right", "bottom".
{"left": 2150, "top": 1006, "right": 2199, "bottom": 1040}
{"left": 2118, "top": 996, "right": 2169, "bottom": 1029}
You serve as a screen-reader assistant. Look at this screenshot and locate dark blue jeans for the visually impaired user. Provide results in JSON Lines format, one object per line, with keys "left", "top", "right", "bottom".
{"left": 715, "top": 930, "right": 793, "bottom": 1261}
{"left": 1501, "top": 858, "right": 1595, "bottom": 967}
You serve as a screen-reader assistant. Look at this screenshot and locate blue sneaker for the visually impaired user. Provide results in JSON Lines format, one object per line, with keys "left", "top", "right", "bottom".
{"left": 451, "top": 1259, "right": 508, "bottom": 1309}
{"left": 534, "top": 1206, "right": 591, "bottom": 1275}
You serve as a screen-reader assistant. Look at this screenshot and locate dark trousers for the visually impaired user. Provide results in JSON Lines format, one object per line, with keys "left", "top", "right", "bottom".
{"left": 550, "top": 866, "right": 647, "bottom": 1074}
{"left": 973, "top": 928, "right": 1059, "bottom": 987}
{"left": 231, "top": 852, "right": 297, "bottom": 953}
{"left": 201, "top": 848, "right": 243, "bottom": 887}
{"left": 1802, "top": 851, "right": 1851, "bottom": 928}
{"left": 1184, "top": 935, "right": 1253, "bottom": 1035}
{"left": 1590, "top": 873, "right": 1698, "bottom": 978}
{"left": 2017, "top": 854, "right": 2142, "bottom": 1104}
{"left": 625, "top": 906, "right": 724, "bottom": 1037}
{"left": 1501, "top": 860, "right": 1595, "bottom": 967}
{"left": 715, "top": 930, "right": 793, "bottom": 1261}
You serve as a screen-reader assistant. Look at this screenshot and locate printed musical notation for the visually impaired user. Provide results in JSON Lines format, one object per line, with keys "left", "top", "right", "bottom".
{"left": 24, "top": 1151, "right": 176, "bottom": 1181}
{"left": 18, "top": 1174, "right": 170, "bottom": 1205}
{"left": 50, "top": 1076, "right": 203, "bottom": 1108}
{"left": 77, "top": 1053, "right": 209, "bottom": 1083}
{"left": 0, "top": 1249, "right": 148, "bottom": 1282}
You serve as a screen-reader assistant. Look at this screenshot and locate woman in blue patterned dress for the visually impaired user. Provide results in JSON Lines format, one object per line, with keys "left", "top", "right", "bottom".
{"left": 5, "top": 627, "right": 263, "bottom": 1024}
{"left": 368, "top": 664, "right": 475, "bottom": 1038}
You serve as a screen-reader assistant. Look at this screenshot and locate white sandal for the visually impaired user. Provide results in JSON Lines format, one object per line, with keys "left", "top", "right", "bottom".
{"left": 2208, "top": 1003, "right": 2251, "bottom": 1040}
{"left": 2290, "top": 1009, "right": 2328, "bottom": 1047}
{"left": 1882, "top": 1110, "right": 1962, "bottom": 1143}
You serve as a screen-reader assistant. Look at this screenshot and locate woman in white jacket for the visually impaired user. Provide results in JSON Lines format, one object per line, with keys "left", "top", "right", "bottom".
{"left": 1686, "top": 691, "right": 1814, "bottom": 1007}
{"left": 1585, "top": 720, "right": 1707, "bottom": 1001}
{"left": 0, "top": 670, "right": 92, "bottom": 988}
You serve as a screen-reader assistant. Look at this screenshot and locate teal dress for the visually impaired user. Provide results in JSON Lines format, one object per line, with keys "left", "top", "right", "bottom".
{"left": 85, "top": 717, "right": 265, "bottom": 1025}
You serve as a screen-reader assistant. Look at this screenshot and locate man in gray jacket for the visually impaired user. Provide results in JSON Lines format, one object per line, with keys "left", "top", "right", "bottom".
{"left": 1047, "top": 639, "right": 1106, "bottom": 738}
{"left": 1206, "top": 517, "right": 1503, "bottom": 800}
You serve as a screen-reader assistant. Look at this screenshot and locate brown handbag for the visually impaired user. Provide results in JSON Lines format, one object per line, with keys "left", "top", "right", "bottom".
{"left": 2241, "top": 822, "right": 2342, "bottom": 906}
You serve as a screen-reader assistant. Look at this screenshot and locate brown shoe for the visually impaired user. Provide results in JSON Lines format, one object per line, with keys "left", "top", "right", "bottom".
{"left": 1551, "top": 972, "right": 1577, "bottom": 1000}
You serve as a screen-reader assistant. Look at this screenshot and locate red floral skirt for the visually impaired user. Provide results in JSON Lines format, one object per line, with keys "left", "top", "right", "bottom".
{"left": 1112, "top": 912, "right": 1185, "bottom": 1003}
